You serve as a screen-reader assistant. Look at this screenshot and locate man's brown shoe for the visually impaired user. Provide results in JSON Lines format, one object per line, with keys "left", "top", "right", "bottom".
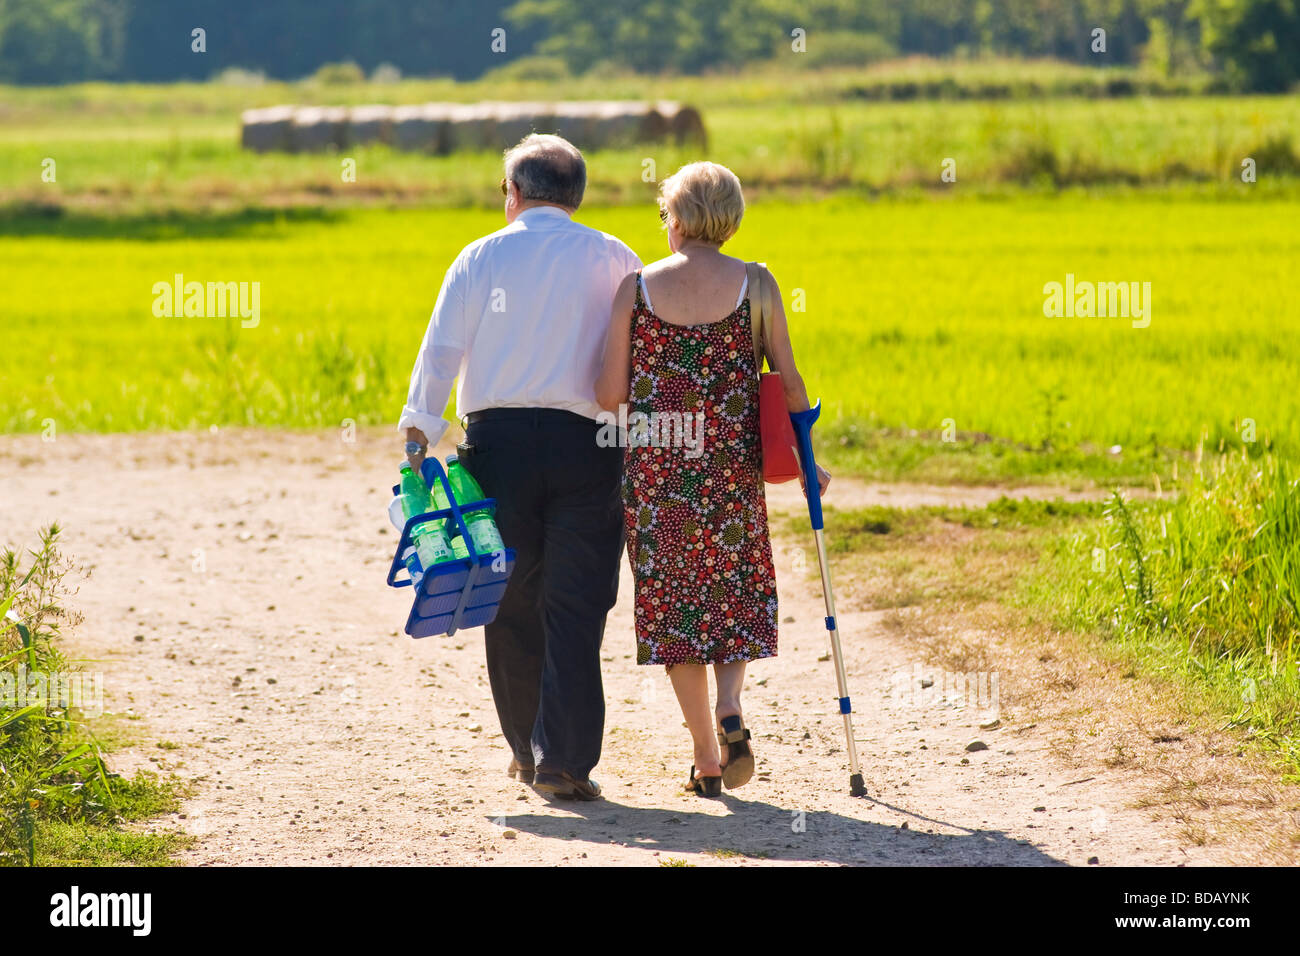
{"left": 532, "top": 770, "right": 602, "bottom": 801}
{"left": 507, "top": 758, "right": 535, "bottom": 784}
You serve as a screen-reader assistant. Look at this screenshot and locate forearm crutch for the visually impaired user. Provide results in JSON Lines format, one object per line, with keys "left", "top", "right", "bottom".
{"left": 789, "top": 402, "right": 867, "bottom": 797}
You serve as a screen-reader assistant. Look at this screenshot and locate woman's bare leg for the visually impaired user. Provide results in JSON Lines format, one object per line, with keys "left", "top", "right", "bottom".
{"left": 667, "top": 663, "right": 722, "bottom": 777}
{"left": 713, "top": 661, "right": 746, "bottom": 767}
{"left": 713, "top": 661, "right": 746, "bottom": 722}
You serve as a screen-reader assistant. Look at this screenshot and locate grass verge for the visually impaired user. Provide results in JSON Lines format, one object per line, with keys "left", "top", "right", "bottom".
{"left": 794, "top": 454, "right": 1300, "bottom": 778}
{"left": 1, "top": 526, "right": 192, "bottom": 866}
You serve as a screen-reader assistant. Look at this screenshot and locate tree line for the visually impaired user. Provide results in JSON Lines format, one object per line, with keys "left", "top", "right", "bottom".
{"left": 0, "top": 0, "right": 1294, "bottom": 91}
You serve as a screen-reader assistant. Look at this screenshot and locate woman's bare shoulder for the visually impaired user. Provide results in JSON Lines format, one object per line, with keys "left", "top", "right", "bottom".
{"left": 639, "top": 256, "right": 679, "bottom": 279}
{"left": 752, "top": 260, "right": 780, "bottom": 287}
{"left": 613, "top": 270, "right": 638, "bottom": 301}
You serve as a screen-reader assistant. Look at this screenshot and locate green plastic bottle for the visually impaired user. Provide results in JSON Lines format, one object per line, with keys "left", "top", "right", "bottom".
{"left": 398, "top": 461, "right": 455, "bottom": 568}
{"left": 428, "top": 470, "right": 471, "bottom": 560}
{"left": 444, "top": 455, "right": 505, "bottom": 556}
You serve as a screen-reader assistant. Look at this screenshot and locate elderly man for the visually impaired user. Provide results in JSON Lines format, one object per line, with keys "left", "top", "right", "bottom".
{"left": 399, "top": 134, "right": 641, "bottom": 800}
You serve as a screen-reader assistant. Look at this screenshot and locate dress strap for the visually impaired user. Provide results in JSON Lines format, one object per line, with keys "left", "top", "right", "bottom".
{"left": 735, "top": 273, "right": 749, "bottom": 309}
{"left": 637, "top": 272, "right": 654, "bottom": 314}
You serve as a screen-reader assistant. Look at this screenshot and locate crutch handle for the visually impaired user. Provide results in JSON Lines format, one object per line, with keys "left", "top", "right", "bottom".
{"left": 789, "top": 401, "right": 823, "bottom": 531}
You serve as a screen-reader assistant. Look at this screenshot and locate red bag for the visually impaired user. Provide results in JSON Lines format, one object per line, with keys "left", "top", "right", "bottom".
{"left": 747, "top": 262, "right": 801, "bottom": 483}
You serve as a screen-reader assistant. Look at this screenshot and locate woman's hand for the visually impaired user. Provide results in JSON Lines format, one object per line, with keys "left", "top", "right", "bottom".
{"left": 799, "top": 464, "right": 831, "bottom": 498}
{"left": 816, "top": 464, "right": 831, "bottom": 495}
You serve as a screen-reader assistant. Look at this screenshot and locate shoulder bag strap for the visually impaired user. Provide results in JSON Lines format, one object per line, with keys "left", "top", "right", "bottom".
{"left": 746, "top": 261, "right": 767, "bottom": 376}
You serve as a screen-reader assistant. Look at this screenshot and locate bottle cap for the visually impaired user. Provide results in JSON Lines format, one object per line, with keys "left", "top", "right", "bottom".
{"left": 444, "top": 454, "right": 458, "bottom": 466}
{"left": 399, "top": 459, "right": 413, "bottom": 472}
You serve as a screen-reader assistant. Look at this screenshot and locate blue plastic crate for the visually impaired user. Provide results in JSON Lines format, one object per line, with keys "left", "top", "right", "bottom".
{"left": 385, "top": 458, "right": 515, "bottom": 638}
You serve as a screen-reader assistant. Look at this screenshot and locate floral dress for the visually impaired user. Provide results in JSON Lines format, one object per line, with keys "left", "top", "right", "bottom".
{"left": 623, "top": 271, "right": 779, "bottom": 666}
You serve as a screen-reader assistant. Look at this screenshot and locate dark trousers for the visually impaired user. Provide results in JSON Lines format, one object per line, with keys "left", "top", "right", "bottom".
{"left": 459, "top": 408, "right": 624, "bottom": 779}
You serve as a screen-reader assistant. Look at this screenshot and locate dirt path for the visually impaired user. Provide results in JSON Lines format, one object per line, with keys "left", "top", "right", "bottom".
{"left": 0, "top": 427, "right": 1287, "bottom": 866}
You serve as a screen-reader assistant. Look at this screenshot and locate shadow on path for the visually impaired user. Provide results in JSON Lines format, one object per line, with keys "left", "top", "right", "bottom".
{"left": 497, "top": 794, "right": 1065, "bottom": 866}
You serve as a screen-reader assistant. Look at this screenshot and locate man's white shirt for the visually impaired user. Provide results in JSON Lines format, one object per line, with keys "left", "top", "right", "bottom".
{"left": 399, "top": 206, "right": 642, "bottom": 444}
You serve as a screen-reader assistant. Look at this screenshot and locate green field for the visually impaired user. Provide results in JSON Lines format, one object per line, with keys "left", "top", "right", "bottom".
{"left": 3, "top": 64, "right": 1299, "bottom": 478}
{"left": 3, "top": 62, "right": 1299, "bottom": 212}
{"left": 3, "top": 194, "right": 1296, "bottom": 475}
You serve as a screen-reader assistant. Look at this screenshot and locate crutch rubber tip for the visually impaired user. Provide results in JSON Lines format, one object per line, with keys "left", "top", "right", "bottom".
{"left": 849, "top": 773, "right": 867, "bottom": 797}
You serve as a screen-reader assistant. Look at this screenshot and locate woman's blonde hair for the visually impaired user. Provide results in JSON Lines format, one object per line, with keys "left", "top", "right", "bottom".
{"left": 658, "top": 162, "right": 745, "bottom": 245}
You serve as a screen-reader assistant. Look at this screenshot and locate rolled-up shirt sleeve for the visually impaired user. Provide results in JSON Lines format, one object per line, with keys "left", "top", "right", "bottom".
{"left": 398, "top": 255, "right": 468, "bottom": 444}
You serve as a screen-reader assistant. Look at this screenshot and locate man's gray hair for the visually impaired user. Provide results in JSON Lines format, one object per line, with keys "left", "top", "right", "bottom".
{"left": 503, "top": 134, "right": 586, "bottom": 210}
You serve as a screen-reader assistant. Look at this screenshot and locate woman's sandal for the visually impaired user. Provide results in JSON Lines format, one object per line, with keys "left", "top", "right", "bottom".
{"left": 717, "top": 715, "right": 755, "bottom": 789}
{"left": 684, "top": 765, "right": 723, "bottom": 798}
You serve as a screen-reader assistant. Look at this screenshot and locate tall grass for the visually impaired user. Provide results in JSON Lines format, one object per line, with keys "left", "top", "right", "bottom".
{"left": 1, "top": 527, "right": 108, "bottom": 863}
{"left": 0, "top": 527, "right": 183, "bottom": 865}
{"left": 1105, "top": 452, "right": 1299, "bottom": 664}
{"left": 1045, "top": 451, "right": 1300, "bottom": 771}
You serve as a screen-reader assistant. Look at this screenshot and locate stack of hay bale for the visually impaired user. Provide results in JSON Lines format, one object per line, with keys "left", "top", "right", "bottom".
{"left": 241, "top": 101, "right": 707, "bottom": 154}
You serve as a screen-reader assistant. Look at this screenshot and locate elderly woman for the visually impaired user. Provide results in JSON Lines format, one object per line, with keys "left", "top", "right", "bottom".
{"left": 596, "top": 162, "right": 829, "bottom": 797}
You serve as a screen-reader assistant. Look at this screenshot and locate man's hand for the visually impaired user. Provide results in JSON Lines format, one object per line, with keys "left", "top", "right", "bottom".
{"left": 405, "top": 428, "right": 429, "bottom": 476}
{"left": 407, "top": 445, "right": 427, "bottom": 476}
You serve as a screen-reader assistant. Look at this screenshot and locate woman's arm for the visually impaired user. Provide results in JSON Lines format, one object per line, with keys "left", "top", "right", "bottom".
{"left": 758, "top": 267, "right": 830, "bottom": 495}
{"left": 758, "top": 268, "right": 811, "bottom": 413}
{"left": 595, "top": 272, "right": 638, "bottom": 412}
